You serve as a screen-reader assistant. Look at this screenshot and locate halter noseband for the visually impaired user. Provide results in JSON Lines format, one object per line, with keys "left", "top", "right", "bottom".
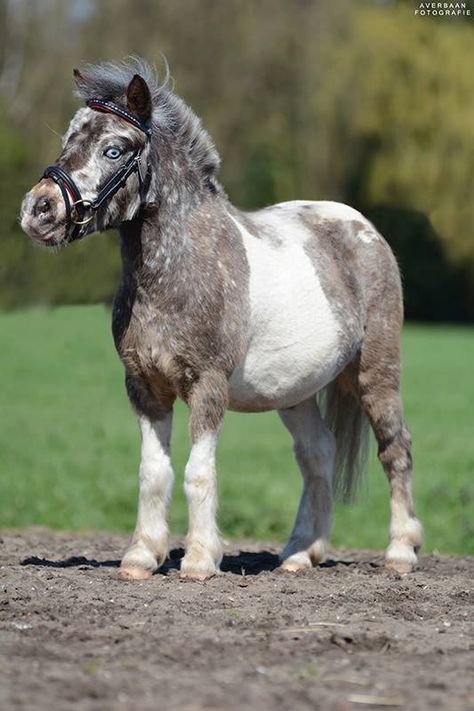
{"left": 41, "top": 99, "right": 152, "bottom": 242}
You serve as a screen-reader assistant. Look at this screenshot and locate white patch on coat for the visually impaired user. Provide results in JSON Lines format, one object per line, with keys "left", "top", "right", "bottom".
{"left": 185, "top": 431, "right": 218, "bottom": 478}
{"left": 181, "top": 431, "right": 222, "bottom": 576}
{"left": 120, "top": 413, "right": 174, "bottom": 573}
{"left": 385, "top": 499, "right": 423, "bottom": 571}
{"left": 228, "top": 212, "right": 342, "bottom": 411}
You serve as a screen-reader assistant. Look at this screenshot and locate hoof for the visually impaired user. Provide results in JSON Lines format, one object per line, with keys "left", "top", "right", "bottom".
{"left": 385, "top": 560, "right": 414, "bottom": 575}
{"left": 118, "top": 566, "right": 153, "bottom": 581}
{"left": 180, "top": 546, "right": 221, "bottom": 581}
{"left": 385, "top": 541, "right": 418, "bottom": 574}
{"left": 120, "top": 542, "right": 162, "bottom": 580}
{"left": 278, "top": 560, "right": 310, "bottom": 573}
{"left": 279, "top": 551, "right": 312, "bottom": 573}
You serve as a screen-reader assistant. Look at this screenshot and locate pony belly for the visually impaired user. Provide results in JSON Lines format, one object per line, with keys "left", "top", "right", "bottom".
{"left": 227, "top": 288, "right": 343, "bottom": 413}
{"left": 228, "top": 344, "right": 340, "bottom": 413}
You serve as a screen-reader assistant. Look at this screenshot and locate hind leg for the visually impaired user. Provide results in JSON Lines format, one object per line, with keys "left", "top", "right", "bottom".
{"left": 278, "top": 397, "right": 336, "bottom": 571}
{"left": 358, "top": 343, "right": 423, "bottom": 573}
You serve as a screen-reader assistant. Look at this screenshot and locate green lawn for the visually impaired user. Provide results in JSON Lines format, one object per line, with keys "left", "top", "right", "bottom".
{"left": 0, "top": 305, "right": 473, "bottom": 555}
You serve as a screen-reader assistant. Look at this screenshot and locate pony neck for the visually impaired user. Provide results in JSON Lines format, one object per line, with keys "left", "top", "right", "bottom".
{"left": 117, "top": 188, "right": 220, "bottom": 287}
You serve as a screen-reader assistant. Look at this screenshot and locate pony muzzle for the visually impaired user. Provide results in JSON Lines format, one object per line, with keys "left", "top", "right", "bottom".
{"left": 20, "top": 180, "right": 67, "bottom": 245}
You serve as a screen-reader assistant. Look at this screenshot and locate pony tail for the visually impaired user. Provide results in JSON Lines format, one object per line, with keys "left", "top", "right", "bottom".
{"left": 318, "top": 378, "right": 370, "bottom": 504}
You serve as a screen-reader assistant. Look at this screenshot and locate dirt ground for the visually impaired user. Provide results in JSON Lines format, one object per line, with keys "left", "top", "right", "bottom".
{"left": 1, "top": 530, "right": 473, "bottom": 711}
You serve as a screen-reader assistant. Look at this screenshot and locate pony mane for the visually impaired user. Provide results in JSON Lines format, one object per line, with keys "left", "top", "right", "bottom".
{"left": 74, "top": 57, "right": 221, "bottom": 187}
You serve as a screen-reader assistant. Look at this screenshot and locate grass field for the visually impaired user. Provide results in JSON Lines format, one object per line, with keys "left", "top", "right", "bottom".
{"left": 1, "top": 305, "right": 473, "bottom": 555}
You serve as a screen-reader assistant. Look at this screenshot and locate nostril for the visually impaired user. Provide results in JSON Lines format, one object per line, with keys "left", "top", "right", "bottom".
{"left": 34, "top": 198, "right": 51, "bottom": 217}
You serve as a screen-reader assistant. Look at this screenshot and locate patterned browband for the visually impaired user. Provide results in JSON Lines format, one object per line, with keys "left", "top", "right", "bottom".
{"left": 86, "top": 99, "right": 152, "bottom": 139}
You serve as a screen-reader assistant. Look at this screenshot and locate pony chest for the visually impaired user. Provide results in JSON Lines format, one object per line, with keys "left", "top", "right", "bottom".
{"left": 114, "top": 309, "right": 175, "bottom": 383}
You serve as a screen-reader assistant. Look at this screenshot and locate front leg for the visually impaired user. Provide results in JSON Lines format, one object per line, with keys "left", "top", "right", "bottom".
{"left": 180, "top": 371, "right": 227, "bottom": 580}
{"left": 119, "top": 411, "right": 174, "bottom": 580}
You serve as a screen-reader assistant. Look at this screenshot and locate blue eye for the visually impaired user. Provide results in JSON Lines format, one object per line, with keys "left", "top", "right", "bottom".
{"left": 104, "top": 146, "right": 122, "bottom": 159}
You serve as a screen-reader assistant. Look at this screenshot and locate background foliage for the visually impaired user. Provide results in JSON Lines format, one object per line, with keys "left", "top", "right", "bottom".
{"left": 0, "top": 0, "right": 473, "bottom": 319}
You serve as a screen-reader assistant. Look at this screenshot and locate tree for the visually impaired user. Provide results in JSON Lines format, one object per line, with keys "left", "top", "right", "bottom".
{"left": 319, "top": 3, "right": 474, "bottom": 277}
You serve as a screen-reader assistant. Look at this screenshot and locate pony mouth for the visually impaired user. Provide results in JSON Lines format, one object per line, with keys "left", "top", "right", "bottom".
{"left": 31, "top": 231, "right": 63, "bottom": 247}
{"left": 23, "top": 221, "right": 67, "bottom": 247}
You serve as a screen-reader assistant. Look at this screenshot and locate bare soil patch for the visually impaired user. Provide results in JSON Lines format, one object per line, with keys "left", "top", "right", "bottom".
{"left": 1, "top": 530, "right": 473, "bottom": 710}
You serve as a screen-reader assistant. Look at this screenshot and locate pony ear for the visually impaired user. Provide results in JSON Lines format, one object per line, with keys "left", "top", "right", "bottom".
{"left": 73, "top": 68, "right": 86, "bottom": 88}
{"left": 126, "top": 74, "right": 152, "bottom": 124}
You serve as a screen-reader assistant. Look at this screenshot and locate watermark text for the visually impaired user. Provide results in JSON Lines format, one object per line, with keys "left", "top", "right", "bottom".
{"left": 414, "top": 2, "right": 471, "bottom": 15}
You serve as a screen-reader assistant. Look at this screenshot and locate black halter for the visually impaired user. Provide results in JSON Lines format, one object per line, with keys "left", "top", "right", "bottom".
{"left": 41, "top": 99, "right": 152, "bottom": 242}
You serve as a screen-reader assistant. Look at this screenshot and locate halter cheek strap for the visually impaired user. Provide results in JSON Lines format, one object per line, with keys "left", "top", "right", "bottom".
{"left": 40, "top": 98, "right": 152, "bottom": 242}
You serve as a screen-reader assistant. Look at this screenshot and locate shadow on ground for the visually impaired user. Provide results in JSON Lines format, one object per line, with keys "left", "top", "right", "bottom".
{"left": 20, "top": 548, "right": 364, "bottom": 575}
